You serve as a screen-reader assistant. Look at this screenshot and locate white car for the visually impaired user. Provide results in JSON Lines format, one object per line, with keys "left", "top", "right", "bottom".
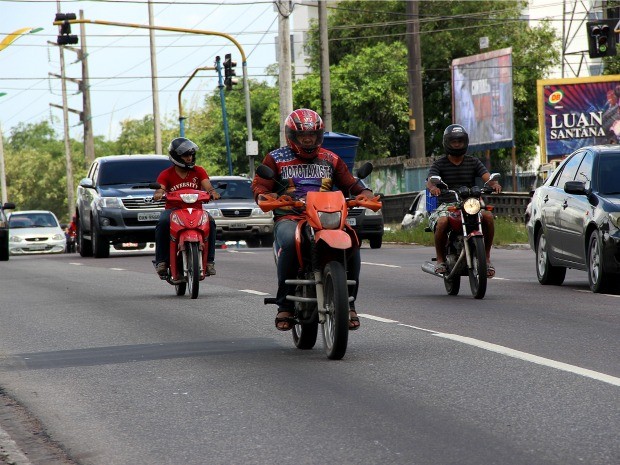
{"left": 8, "top": 210, "right": 66, "bottom": 255}
{"left": 401, "top": 190, "right": 429, "bottom": 229}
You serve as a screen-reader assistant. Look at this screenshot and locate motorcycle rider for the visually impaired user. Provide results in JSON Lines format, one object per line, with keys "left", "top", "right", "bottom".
{"left": 251, "top": 108, "right": 376, "bottom": 331}
{"left": 426, "top": 124, "right": 502, "bottom": 277}
{"left": 153, "top": 137, "right": 220, "bottom": 277}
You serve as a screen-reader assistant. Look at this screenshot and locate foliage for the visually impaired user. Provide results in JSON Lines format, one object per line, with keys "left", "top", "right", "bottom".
{"left": 305, "top": 0, "right": 560, "bottom": 169}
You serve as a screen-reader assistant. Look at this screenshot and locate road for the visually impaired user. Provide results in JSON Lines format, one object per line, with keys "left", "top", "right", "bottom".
{"left": 0, "top": 244, "right": 618, "bottom": 465}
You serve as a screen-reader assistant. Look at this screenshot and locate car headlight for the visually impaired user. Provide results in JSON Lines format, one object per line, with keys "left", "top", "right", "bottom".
{"left": 206, "top": 208, "right": 222, "bottom": 218}
{"left": 318, "top": 211, "right": 341, "bottom": 229}
{"left": 96, "top": 197, "right": 122, "bottom": 209}
{"left": 609, "top": 212, "right": 620, "bottom": 229}
{"left": 52, "top": 233, "right": 65, "bottom": 240}
{"left": 9, "top": 235, "right": 23, "bottom": 242}
{"left": 252, "top": 207, "right": 273, "bottom": 217}
{"left": 463, "top": 198, "right": 481, "bottom": 215}
{"left": 364, "top": 207, "right": 382, "bottom": 216}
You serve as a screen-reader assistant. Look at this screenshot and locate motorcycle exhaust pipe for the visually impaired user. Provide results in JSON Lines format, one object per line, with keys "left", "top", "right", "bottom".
{"left": 421, "top": 261, "right": 442, "bottom": 276}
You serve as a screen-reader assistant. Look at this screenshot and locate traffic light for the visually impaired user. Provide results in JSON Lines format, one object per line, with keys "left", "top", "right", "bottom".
{"left": 223, "top": 53, "right": 238, "bottom": 91}
{"left": 55, "top": 13, "right": 78, "bottom": 45}
{"left": 587, "top": 20, "right": 616, "bottom": 58}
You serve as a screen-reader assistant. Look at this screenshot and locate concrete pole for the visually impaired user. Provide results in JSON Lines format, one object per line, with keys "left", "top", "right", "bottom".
{"left": 79, "top": 10, "right": 95, "bottom": 165}
{"left": 277, "top": 0, "right": 294, "bottom": 146}
{"left": 318, "top": 0, "right": 332, "bottom": 131}
{"left": 57, "top": 1, "right": 75, "bottom": 220}
{"left": 406, "top": 0, "right": 425, "bottom": 158}
{"left": 0, "top": 122, "right": 6, "bottom": 204}
{"left": 148, "top": 0, "right": 162, "bottom": 154}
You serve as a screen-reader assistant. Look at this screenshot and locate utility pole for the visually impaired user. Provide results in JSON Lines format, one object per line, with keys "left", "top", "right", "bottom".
{"left": 79, "top": 10, "right": 95, "bottom": 165}
{"left": 277, "top": 0, "right": 294, "bottom": 146}
{"left": 55, "top": 1, "right": 75, "bottom": 220}
{"left": 406, "top": 0, "right": 425, "bottom": 158}
{"left": 148, "top": 0, "right": 162, "bottom": 154}
{"left": 318, "top": 0, "right": 332, "bottom": 131}
{"left": 0, "top": 122, "right": 6, "bottom": 204}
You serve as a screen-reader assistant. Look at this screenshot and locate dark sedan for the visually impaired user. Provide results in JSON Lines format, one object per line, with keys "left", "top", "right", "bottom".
{"left": 527, "top": 145, "right": 620, "bottom": 293}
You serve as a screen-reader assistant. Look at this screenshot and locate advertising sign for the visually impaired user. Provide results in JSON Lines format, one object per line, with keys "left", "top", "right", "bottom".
{"left": 537, "top": 75, "right": 620, "bottom": 163}
{"left": 452, "top": 47, "right": 514, "bottom": 151}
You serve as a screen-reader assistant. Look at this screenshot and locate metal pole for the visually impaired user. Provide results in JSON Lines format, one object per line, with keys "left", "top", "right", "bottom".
{"left": 318, "top": 0, "right": 332, "bottom": 131}
{"left": 277, "top": 0, "right": 294, "bottom": 146}
{"left": 0, "top": 122, "right": 7, "bottom": 204}
{"left": 147, "top": 0, "right": 162, "bottom": 154}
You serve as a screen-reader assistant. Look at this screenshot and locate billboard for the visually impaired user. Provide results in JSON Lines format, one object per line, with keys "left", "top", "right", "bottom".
{"left": 452, "top": 47, "right": 514, "bottom": 152}
{"left": 537, "top": 75, "right": 620, "bottom": 163}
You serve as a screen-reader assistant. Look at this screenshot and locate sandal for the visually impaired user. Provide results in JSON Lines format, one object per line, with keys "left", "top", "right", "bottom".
{"left": 487, "top": 263, "right": 496, "bottom": 278}
{"left": 434, "top": 262, "right": 447, "bottom": 274}
{"left": 349, "top": 310, "right": 361, "bottom": 331}
{"left": 275, "top": 311, "right": 295, "bottom": 331}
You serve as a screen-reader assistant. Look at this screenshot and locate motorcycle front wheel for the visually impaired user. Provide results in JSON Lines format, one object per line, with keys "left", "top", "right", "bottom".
{"left": 468, "top": 235, "right": 487, "bottom": 299}
{"left": 185, "top": 242, "right": 201, "bottom": 299}
{"left": 321, "top": 261, "right": 349, "bottom": 360}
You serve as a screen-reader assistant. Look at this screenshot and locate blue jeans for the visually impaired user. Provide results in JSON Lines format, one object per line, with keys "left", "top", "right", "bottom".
{"left": 274, "top": 219, "right": 361, "bottom": 311}
{"left": 155, "top": 209, "right": 216, "bottom": 264}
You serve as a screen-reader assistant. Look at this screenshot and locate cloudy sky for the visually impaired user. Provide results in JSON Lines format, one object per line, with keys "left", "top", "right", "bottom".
{"left": 1, "top": 0, "right": 285, "bottom": 141}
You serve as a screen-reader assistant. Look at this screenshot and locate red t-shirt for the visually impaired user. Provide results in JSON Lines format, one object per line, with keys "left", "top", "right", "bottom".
{"left": 157, "top": 165, "right": 209, "bottom": 209}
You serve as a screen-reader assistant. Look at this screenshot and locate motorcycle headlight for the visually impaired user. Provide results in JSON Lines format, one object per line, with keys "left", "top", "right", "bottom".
{"left": 252, "top": 207, "right": 273, "bottom": 217}
{"left": 171, "top": 212, "right": 184, "bottom": 226}
{"left": 318, "top": 211, "right": 341, "bottom": 229}
{"left": 463, "top": 198, "right": 481, "bottom": 215}
{"left": 180, "top": 193, "right": 199, "bottom": 204}
{"left": 609, "top": 212, "right": 620, "bottom": 229}
{"left": 97, "top": 197, "right": 122, "bottom": 209}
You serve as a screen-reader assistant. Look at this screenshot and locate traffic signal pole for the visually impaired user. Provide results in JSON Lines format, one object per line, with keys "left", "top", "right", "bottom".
{"left": 53, "top": 17, "right": 257, "bottom": 177}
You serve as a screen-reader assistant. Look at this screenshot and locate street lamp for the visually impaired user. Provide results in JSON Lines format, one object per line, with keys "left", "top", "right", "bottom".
{"left": 0, "top": 27, "right": 43, "bottom": 53}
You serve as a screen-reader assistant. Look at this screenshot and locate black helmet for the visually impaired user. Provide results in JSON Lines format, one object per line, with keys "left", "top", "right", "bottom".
{"left": 443, "top": 124, "right": 469, "bottom": 157}
{"left": 168, "top": 137, "right": 198, "bottom": 169}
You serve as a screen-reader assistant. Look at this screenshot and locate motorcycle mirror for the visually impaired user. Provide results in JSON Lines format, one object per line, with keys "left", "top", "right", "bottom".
{"left": 429, "top": 175, "right": 442, "bottom": 185}
{"left": 256, "top": 164, "right": 275, "bottom": 180}
{"left": 488, "top": 173, "right": 500, "bottom": 181}
{"left": 148, "top": 182, "right": 162, "bottom": 190}
{"left": 356, "top": 162, "right": 373, "bottom": 180}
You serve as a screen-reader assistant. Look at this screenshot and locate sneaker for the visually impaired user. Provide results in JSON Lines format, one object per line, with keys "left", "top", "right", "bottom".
{"left": 155, "top": 261, "right": 168, "bottom": 277}
{"left": 206, "top": 262, "right": 216, "bottom": 276}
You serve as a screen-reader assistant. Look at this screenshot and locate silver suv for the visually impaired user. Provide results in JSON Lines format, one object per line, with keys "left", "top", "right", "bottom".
{"left": 205, "top": 176, "right": 274, "bottom": 248}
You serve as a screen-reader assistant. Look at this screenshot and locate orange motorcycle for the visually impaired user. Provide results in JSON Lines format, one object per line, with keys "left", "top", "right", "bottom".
{"left": 256, "top": 163, "right": 381, "bottom": 360}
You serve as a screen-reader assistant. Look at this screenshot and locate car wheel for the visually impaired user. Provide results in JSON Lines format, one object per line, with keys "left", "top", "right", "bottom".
{"left": 587, "top": 230, "right": 619, "bottom": 293}
{"left": 369, "top": 236, "right": 382, "bottom": 249}
{"left": 535, "top": 229, "right": 566, "bottom": 285}
{"left": 0, "top": 230, "right": 9, "bottom": 261}
{"left": 92, "top": 225, "right": 110, "bottom": 258}
{"left": 77, "top": 221, "right": 93, "bottom": 257}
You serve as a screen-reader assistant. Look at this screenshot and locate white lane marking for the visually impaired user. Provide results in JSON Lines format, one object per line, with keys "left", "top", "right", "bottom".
{"left": 240, "top": 289, "right": 270, "bottom": 296}
{"left": 361, "top": 262, "right": 401, "bottom": 268}
{"left": 436, "top": 333, "right": 620, "bottom": 387}
{"left": 227, "top": 250, "right": 256, "bottom": 254}
{"left": 575, "top": 289, "right": 620, "bottom": 298}
{"left": 360, "top": 314, "right": 620, "bottom": 387}
{"left": 110, "top": 268, "right": 126, "bottom": 271}
{"left": 358, "top": 314, "right": 398, "bottom": 323}
{"left": 492, "top": 277, "right": 508, "bottom": 281}
{"left": 69, "top": 262, "right": 83, "bottom": 266}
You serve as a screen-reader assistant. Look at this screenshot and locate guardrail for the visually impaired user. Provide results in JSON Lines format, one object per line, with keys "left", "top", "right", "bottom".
{"left": 380, "top": 191, "right": 531, "bottom": 224}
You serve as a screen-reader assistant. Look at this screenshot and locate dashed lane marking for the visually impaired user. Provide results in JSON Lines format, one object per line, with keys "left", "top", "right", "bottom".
{"left": 361, "top": 262, "right": 401, "bottom": 268}
{"left": 240, "top": 289, "right": 270, "bottom": 296}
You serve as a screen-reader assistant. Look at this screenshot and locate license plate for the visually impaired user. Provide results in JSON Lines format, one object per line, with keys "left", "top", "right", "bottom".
{"left": 229, "top": 223, "right": 247, "bottom": 229}
{"left": 26, "top": 244, "right": 47, "bottom": 250}
{"left": 138, "top": 212, "right": 160, "bottom": 221}
{"left": 122, "top": 242, "right": 139, "bottom": 248}
{"left": 346, "top": 218, "right": 356, "bottom": 226}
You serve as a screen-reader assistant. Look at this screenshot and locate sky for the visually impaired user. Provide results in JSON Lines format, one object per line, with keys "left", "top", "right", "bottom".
{"left": 1, "top": 0, "right": 285, "bottom": 141}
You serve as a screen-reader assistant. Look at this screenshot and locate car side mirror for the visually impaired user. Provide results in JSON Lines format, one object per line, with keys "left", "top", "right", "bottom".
{"left": 79, "top": 178, "right": 94, "bottom": 189}
{"left": 564, "top": 180, "right": 587, "bottom": 195}
{"left": 2, "top": 202, "right": 15, "bottom": 210}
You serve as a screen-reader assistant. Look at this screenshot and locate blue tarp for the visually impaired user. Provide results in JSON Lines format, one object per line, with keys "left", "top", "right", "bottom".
{"left": 322, "top": 132, "right": 360, "bottom": 172}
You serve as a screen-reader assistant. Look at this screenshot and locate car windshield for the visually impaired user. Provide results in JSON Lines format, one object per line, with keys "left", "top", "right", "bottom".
{"left": 212, "top": 179, "right": 253, "bottom": 199}
{"left": 9, "top": 212, "right": 58, "bottom": 228}
{"left": 598, "top": 153, "right": 620, "bottom": 195}
{"left": 98, "top": 159, "right": 171, "bottom": 186}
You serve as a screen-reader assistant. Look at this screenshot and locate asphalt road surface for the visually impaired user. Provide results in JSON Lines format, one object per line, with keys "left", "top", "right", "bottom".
{"left": 0, "top": 243, "right": 618, "bottom": 465}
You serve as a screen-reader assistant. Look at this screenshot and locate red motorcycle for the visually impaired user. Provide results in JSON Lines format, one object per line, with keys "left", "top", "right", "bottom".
{"left": 256, "top": 163, "right": 382, "bottom": 360}
{"left": 149, "top": 183, "right": 214, "bottom": 299}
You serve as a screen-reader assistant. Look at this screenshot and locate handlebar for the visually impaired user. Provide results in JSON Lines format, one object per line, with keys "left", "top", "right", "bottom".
{"left": 258, "top": 194, "right": 382, "bottom": 213}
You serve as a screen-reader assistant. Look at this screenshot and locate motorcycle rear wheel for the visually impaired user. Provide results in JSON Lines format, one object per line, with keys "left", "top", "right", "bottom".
{"left": 185, "top": 242, "right": 201, "bottom": 299}
{"left": 468, "top": 236, "right": 487, "bottom": 299}
{"left": 292, "top": 277, "right": 319, "bottom": 350}
{"left": 321, "top": 261, "right": 349, "bottom": 360}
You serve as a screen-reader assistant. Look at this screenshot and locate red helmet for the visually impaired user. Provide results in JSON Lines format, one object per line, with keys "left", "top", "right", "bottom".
{"left": 284, "top": 109, "right": 325, "bottom": 159}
